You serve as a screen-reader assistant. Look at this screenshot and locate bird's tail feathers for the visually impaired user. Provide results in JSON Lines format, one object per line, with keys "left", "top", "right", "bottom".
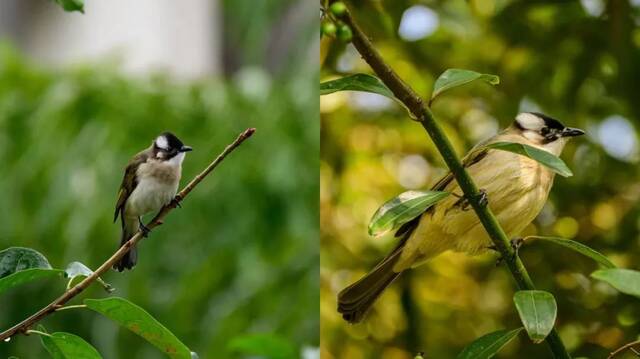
{"left": 113, "top": 217, "right": 139, "bottom": 272}
{"left": 337, "top": 248, "right": 402, "bottom": 323}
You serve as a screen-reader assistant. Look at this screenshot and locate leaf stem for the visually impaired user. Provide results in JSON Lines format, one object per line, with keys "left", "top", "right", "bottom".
{"left": 54, "top": 304, "right": 87, "bottom": 312}
{"left": 0, "top": 128, "right": 255, "bottom": 342}
{"left": 24, "top": 330, "right": 50, "bottom": 337}
{"left": 339, "top": 6, "right": 570, "bottom": 359}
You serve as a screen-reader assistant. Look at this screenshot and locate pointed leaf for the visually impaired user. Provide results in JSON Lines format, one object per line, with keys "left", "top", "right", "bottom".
{"left": 65, "top": 261, "right": 114, "bottom": 293}
{"left": 37, "top": 331, "right": 102, "bottom": 359}
{"left": 513, "top": 290, "right": 557, "bottom": 343}
{"left": 456, "top": 328, "right": 523, "bottom": 359}
{"left": 228, "top": 333, "right": 297, "bottom": 359}
{"left": 53, "top": 0, "right": 85, "bottom": 13}
{"left": 84, "top": 297, "right": 192, "bottom": 359}
{"left": 431, "top": 69, "right": 499, "bottom": 101}
{"left": 368, "top": 190, "right": 449, "bottom": 236}
{"left": 320, "top": 74, "right": 394, "bottom": 98}
{"left": 526, "top": 236, "right": 615, "bottom": 269}
{"left": 0, "top": 247, "right": 63, "bottom": 295}
{"left": 591, "top": 268, "right": 640, "bottom": 298}
{"left": 1, "top": 247, "right": 52, "bottom": 276}
{"left": 0, "top": 268, "right": 64, "bottom": 295}
{"left": 485, "top": 142, "right": 573, "bottom": 177}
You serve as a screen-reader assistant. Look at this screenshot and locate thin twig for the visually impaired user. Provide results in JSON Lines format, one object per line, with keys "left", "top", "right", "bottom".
{"left": 338, "top": 6, "right": 570, "bottom": 359}
{"left": 0, "top": 128, "right": 255, "bottom": 342}
{"left": 609, "top": 340, "right": 640, "bottom": 359}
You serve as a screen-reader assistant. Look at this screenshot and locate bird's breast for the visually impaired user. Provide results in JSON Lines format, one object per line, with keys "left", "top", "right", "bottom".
{"left": 125, "top": 161, "right": 181, "bottom": 216}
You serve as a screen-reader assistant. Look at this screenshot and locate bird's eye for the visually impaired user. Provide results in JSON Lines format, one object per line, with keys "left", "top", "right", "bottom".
{"left": 540, "top": 127, "right": 550, "bottom": 135}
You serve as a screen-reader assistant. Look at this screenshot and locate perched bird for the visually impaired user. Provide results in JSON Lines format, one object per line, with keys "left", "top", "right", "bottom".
{"left": 338, "top": 112, "right": 584, "bottom": 323}
{"left": 113, "top": 132, "right": 192, "bottom": 271}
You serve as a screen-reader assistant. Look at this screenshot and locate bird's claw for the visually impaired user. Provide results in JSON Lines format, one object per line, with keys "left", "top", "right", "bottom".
{"left": 172, "top": 194, "right": 183, "bottom": 208}
{"left": 457, "top": 189, "right": 489, "bottom": 211}
{"left": 138, "top": 218, "right": 151, "bottom": 237}
{"left": 494, "top": 237, "right": 523, "bottom": 266}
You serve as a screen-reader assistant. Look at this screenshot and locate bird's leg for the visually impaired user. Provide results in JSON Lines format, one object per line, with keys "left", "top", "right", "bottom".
{"left": 171, "top": 194, "right": 183, "bottom": 208}
{"left": 455, "top": 189, "right": 488, "bottom": 211}
{"left": 138, "top": 217, "right": 150, "bottom": 237}
{"left": 493, "top": 237, "right": 524, "bottom": 266}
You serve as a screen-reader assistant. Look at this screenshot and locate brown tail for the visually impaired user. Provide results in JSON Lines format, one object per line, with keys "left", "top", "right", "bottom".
{"left": 337, "top": 249, "right": 402, "bottom": 323}
{"left": 113, "top": 217, "right": 138, "bottom": 272}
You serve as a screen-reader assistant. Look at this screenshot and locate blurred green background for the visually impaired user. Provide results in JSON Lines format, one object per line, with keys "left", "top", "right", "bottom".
{"left": 0, "top": 0, "right": 318, "bottom": 358}
{"left": 321, "top": 0, "right": 640, "bottom": 358}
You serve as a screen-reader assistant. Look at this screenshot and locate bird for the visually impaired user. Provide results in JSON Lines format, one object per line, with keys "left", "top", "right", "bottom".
{"left": 337, "top": 112, "right": 584, "bottom": 323}
{"left": 113, "top": 132, "right": 192, "bottom": 272}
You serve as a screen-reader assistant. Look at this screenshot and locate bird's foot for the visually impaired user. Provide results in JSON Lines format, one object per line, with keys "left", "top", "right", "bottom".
{"left": 171, "top": 194, "right": 183, "bottom": 208}
{"left": 494, "top": 237, "right": 524, "bottom": 266}
{"left": 138, "top": 218, "right": 151, "bottom": 238}
{"left": 455, "top": 189, "right": 488, "bottom": 211}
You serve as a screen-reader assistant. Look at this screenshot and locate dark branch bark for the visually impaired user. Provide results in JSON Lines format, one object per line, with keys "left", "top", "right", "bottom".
{"left": 0, "top": 128, "right": 256, "bottom": 342}
{"left": 339, "top": 7, "right": 570, "bottom": 359}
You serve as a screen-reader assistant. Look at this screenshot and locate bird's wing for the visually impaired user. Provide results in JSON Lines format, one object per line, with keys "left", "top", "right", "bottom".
{"left": 113, "top": 151, "right": 148, "bottom": 223}
{"left": 394, "top": 144, "right": 489, "bottom": 238}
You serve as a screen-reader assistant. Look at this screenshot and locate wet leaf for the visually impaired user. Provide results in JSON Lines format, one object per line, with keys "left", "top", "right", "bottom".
{"left": 320, "top": 74, "right": 393, "bottom": 98}
{"left": 526, "top": 236, "right": 615, "bottom": 269}
{"left": 456, "top": 328, "right": 523, "bottom": 359}
{"left": 431, "top": 69, "right": 499, "bottom": 102}
{"left": 591, "top": 268, "right": 640, "bottom": 298}
{"left": 485, "top": 142, "right": 572, "bottom": 177}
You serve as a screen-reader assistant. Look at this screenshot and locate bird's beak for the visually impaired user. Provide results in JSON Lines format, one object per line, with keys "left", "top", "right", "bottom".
{"left": 179, "top": 145, "right": 193, "bottom": 152}
{"left": 561, "top": 127, "right": 585, "bottom": 137}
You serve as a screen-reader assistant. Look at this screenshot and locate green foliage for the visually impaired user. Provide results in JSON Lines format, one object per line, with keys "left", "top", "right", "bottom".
{"left": 455, "top": 328, "right": 522, "bottom": 359}
{"left": 513, "top": 291, "right": 557, "bottom": 344}
{"left": 320, "top": 74, "right": 393, "bottom": 98}
{"left": 0, "top": 248, "right": 64, "bottom": 295}
{"left": 485, "top": 142, "right": 573, "bottom": 177}
{"left": 228, "top": 333, "right": 297, "bottom": 359}
{"left": 53, "top": 0, "right": 85, "bottom": 13}
{"left": 431, "top": 69, "right": 499, "bottom": 103}
{"left": 37, "top": 330, "right": 102, "bottom": 359}
{"left": 85, "top": 297, "right": 194, "bottom": 358}
{"left": 368, "top": 190, "right": 449, "bottom": 236}
{"left": 591, "top": 269, "right": 640, "bottom": 298}
{"left": 0, "top": 26, "right": 318, "bottom": 357}
{"left": 525, "top": 236, "right": 615, "bottom": 269}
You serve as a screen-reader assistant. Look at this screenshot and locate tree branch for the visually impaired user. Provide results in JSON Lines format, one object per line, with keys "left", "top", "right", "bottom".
{"left": 339, "top": 6, "right": 571, "bottom": 359}
{"left": 609, "top": 340, "right": 640, "bottom": 359}
{"left": 0, "top": 127, "right": 256, "bottom": 342}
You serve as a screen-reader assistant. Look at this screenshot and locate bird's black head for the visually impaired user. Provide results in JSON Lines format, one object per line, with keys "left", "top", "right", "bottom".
{"left": 153, "top": 132, "right": 193, "bottom": 159}
{"left": 514, "top": 112, "right": 584, "bottom": 144}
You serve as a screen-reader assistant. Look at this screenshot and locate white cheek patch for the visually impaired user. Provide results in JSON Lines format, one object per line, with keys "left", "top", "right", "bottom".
{"left": 516, "top": 113, "right": 544, "bottom": 131}
{"left": 155, "top": 135, "right": 169, "bottom": 150}
{"left": 168, "top": 152, "right": 185, "bottom": 166}
{"left": 522, "top": 130, "right": 542, "bottom": 142}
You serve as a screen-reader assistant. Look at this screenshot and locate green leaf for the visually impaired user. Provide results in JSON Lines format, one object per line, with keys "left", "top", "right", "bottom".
{"left": 526, "top": 236, "right": 615, "bottom": 269}
{"left": 591, "top": 268, "right": 640, "bottom": 298}
{"left": 84, "top": 297, "right": 193, "bottom": 359}
{"left": 0, "top": 268, "right": 64, "bottom": 295}
{"left": 228, "top": 333, "right": 297, "bottom": 359}
{"left": 431, "top": 69, "right": 499, "bottom": 102}
{"left": 53, "top": 0, "right": 85, "bottom": 13}
{"left": 0, "top": 247, "right": 63, "bottom": 295}
{"left": 485, "top": 142, "right": 573, "bottom": 177}
{"left": 513, "top": 290, "right": 557, "bottom": 343}
{"left": 456, "top": 328, "right": 523, "bottom": 359}
{"left": 36, "top": 331, "right": 102, "bottom": 359}
{"left": 368, "top": 190, "right": 449, "bottom": 236}
{"left": 65, "top": 261, "right": 114, "bottom": 293}
{"left": 1, "top": 247, "right": 53, "bottom": 276}
{"left": 320, "top": 74, "right": 394, "bottom": 98}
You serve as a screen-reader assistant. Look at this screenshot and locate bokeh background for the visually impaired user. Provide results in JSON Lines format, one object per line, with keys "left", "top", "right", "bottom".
{"left": 321, "top": 0, "right": 640, "bottom": 358}
{"left": 0, "top": 0, "right": 318, "bottom": 358}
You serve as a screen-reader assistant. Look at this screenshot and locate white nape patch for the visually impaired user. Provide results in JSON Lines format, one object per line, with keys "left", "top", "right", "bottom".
{"left": 516, "top": 112, "right": 545, "bottom": 131}
{"left": 168, "top": 152, "right": 185, "bottom": 166}
{"left": 155, "top": 135, "right": 169, "bottom": 150}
